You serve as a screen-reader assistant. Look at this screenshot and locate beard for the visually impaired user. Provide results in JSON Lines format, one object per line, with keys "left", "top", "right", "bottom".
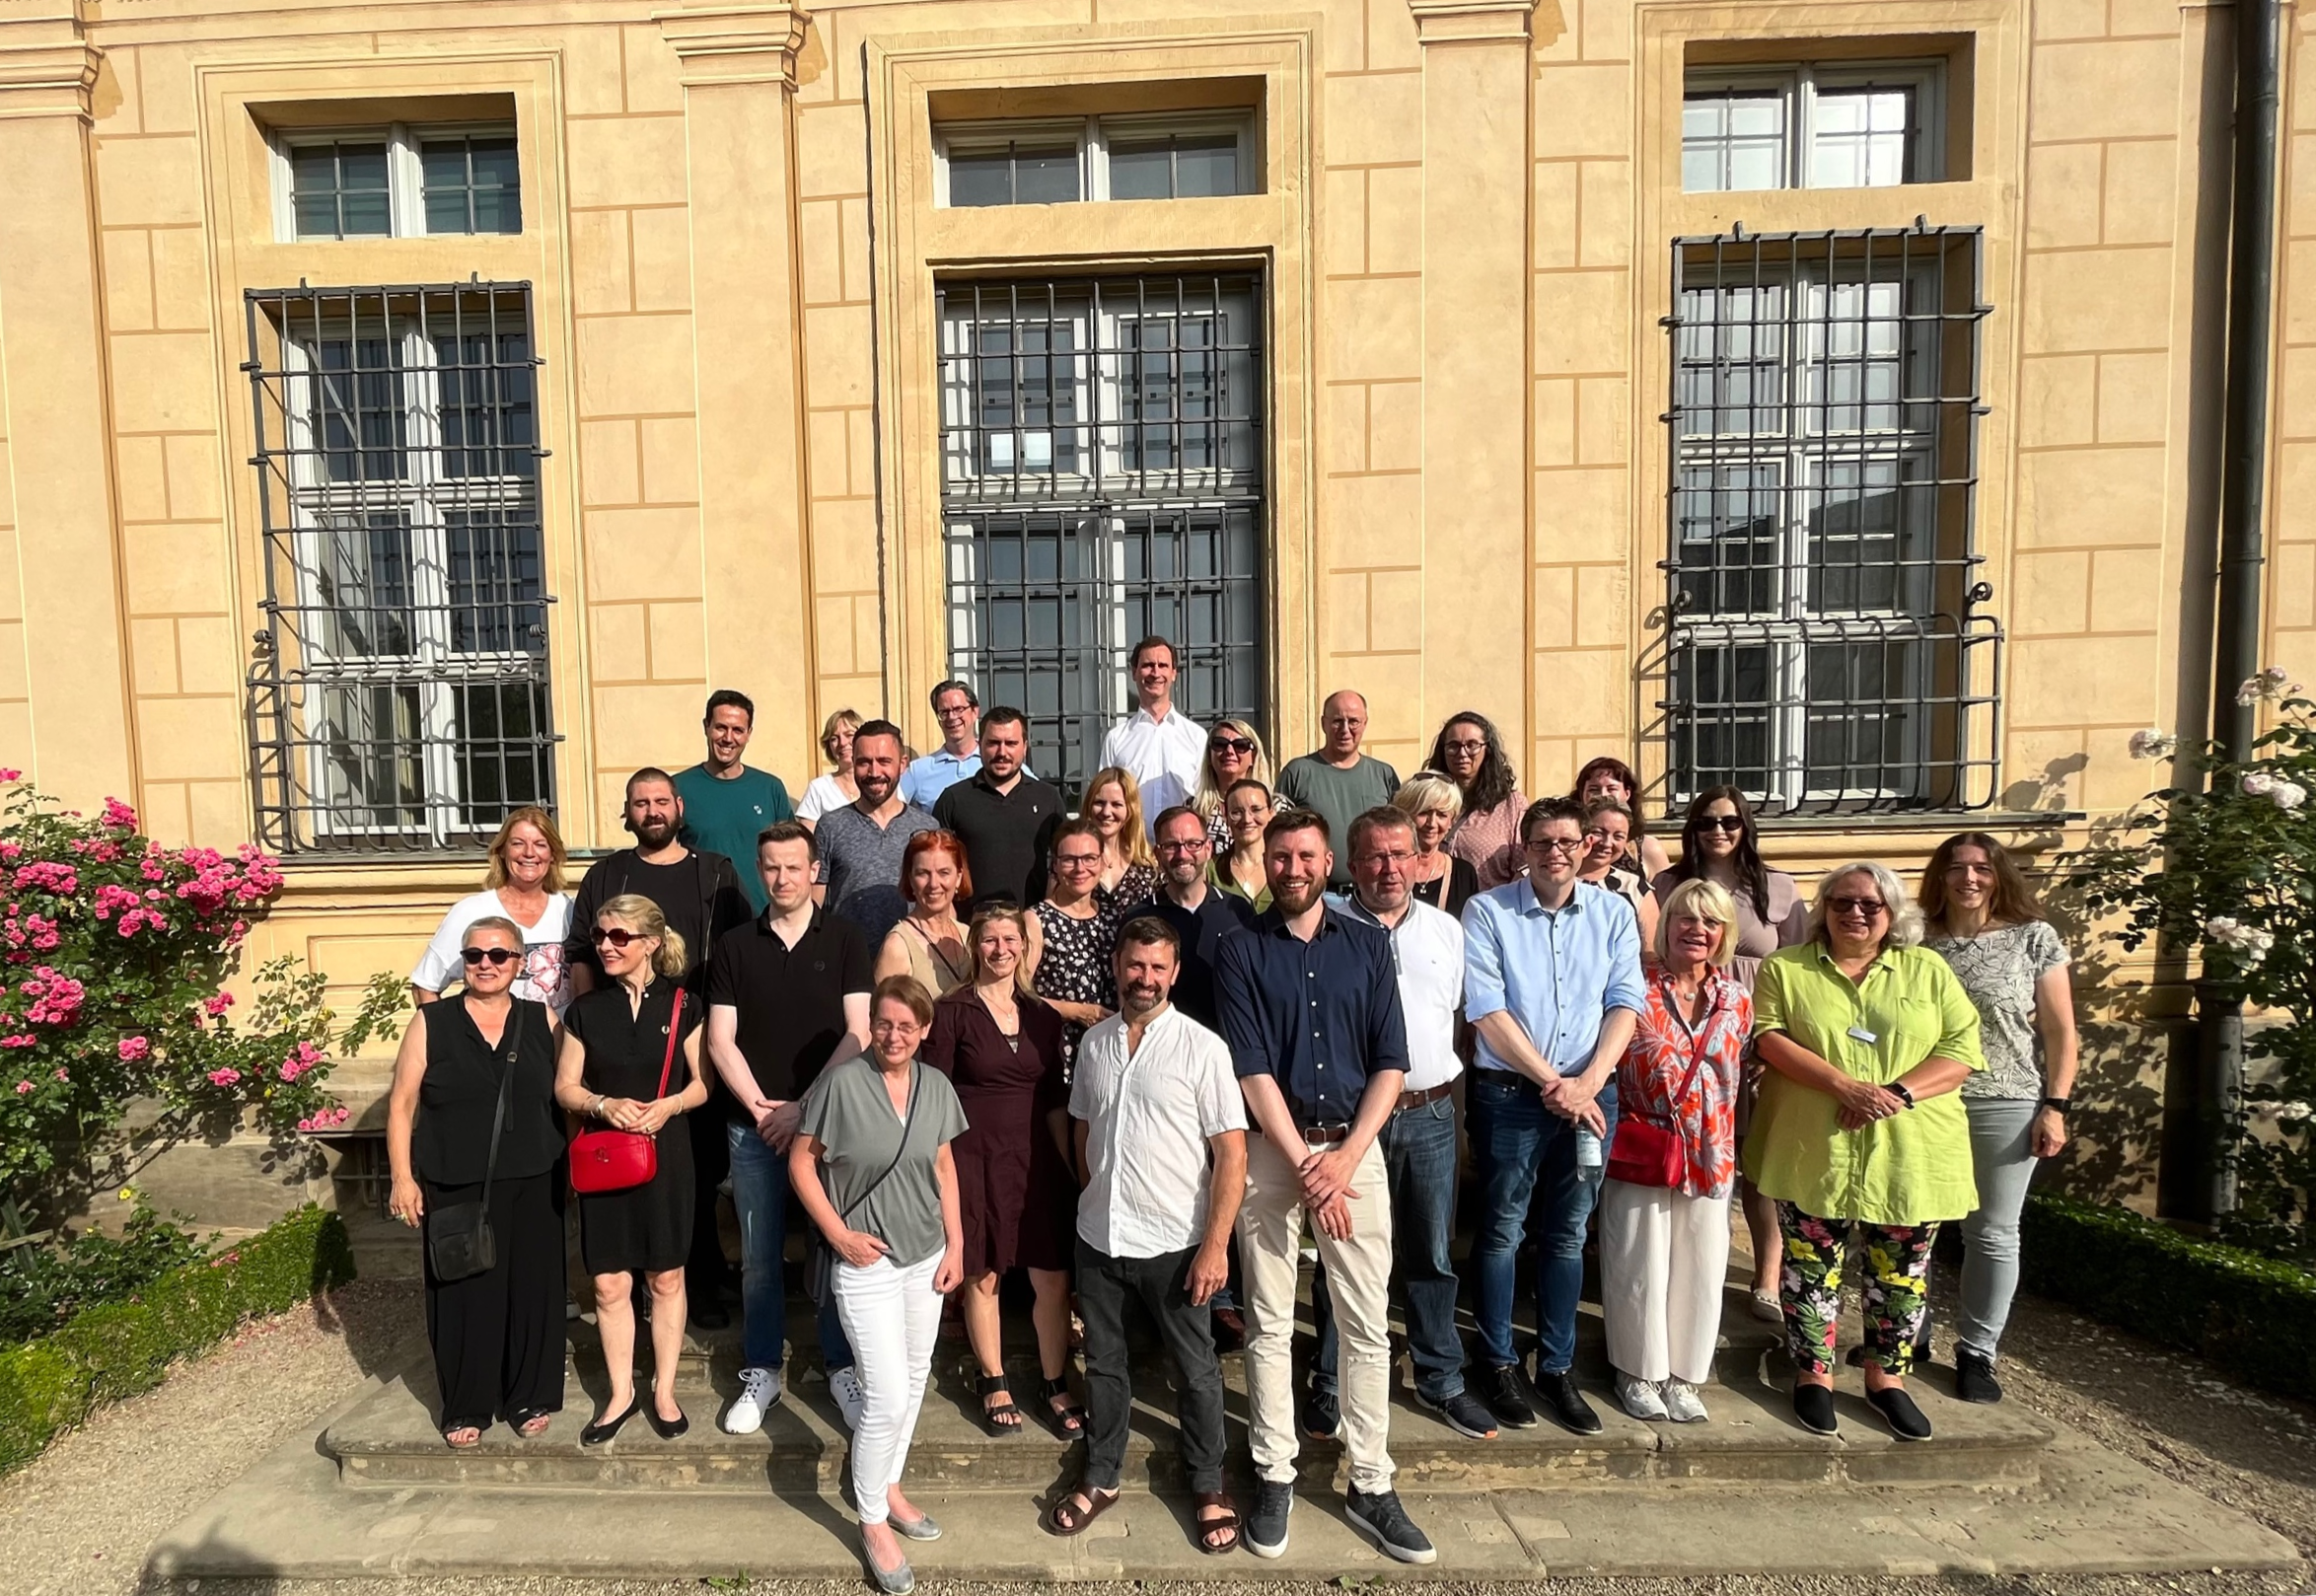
{"left": 628, "top": 815, "right": 679, "bottom": 848}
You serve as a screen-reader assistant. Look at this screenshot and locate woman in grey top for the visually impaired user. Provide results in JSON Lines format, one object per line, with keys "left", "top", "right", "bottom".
{"left": 792, "top": 975, "right": 966, "bottom": 1595}
{"left": 1919, "top": 834, "right": 2078, "bottom": 1406}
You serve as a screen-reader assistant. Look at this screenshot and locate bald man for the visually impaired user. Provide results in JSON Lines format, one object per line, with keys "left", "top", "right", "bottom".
{"left": 1276, "top": 691, "right": 1402, "bottom": 889}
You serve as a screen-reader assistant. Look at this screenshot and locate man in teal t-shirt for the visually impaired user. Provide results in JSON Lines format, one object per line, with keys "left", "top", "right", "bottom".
{"left": 1277, "top": 689, "right": 1401, "bottom": 888}
{"left": 675, "top": 689, "right": 795, "bottom": 914}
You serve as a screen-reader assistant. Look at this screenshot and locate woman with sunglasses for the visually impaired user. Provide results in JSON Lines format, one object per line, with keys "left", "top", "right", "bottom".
{"left": 1081, "top": 766, "right": 1159, "bottom": 906}
{"left": 1423, "top": 712, "right": 1528, "bottom": 891}
{"left": 1651, "top": 785, "right": 1809, "bottom": 1323}
{"left": 409, "top": 807, "right": 574, "bottom": 1018}
{"left": 1026, "top": 818, "right": 1122, "bottom": 1070}
{"left": 797, "top": 708, "right": 863, "bottom": 830}
{"left": 387, "top": 916, "right": 568, "bottom": 1448}
{"left": 553, "top": 895, "right": 712, "bottom": 1445}
{"left": 1571, "top": 756, "right": 1673, "bottom": 879}
{"left": 1193, "top": 718, "right": 1282, "bottom": 849}
{"left": 1746, "top": 863, "right": 1984, "bottom": 1442}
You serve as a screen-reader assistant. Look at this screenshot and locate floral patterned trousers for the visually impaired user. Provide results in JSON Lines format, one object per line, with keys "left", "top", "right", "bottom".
{"left": 1774, "top": 1203, "right": 1939, "bottom": 1377}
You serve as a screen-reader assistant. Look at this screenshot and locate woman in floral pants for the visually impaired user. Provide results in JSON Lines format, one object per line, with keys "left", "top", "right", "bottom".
{"left": 1776, "top": 1212, "right": 1936, "bottom": 1380}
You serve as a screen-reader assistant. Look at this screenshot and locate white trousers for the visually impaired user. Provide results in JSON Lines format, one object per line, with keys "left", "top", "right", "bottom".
{"left": 1238, "top": 1134, "right": 1395, "bottom": 1493}
{"left": 1599, "top": 1180, "right": 1731, "bottom": 1385}
{"left": 832, "top": 1251, "right": 942, "bottom": 1524}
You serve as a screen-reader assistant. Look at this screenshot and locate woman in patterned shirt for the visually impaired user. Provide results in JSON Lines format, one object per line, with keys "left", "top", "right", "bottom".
{"left": 1600, "top": 878, "right": 1751, "bottom": 1425}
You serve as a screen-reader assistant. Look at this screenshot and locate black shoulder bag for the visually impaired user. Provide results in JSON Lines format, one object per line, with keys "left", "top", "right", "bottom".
{"left": 807, "top": 1062, "right": 923, "bottom": 1306}
{"left": 426, "top": 1001, "right": 531, "bottom": 1283}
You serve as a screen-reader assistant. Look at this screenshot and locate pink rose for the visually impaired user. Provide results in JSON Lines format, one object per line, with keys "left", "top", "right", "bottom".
{"left": 203, "top": 993, "right": 234, "bottom": 1017}
{"left": 116, "top": 1036, "right": 151, "bottom": 1061}
{"left": 205, "top": 1067, "right": 241, "bottom": 1088}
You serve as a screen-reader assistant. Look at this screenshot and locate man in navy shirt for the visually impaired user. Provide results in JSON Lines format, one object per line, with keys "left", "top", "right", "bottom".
{"left": 1214, "top": 810, "right": 1432, "bottom": 1567}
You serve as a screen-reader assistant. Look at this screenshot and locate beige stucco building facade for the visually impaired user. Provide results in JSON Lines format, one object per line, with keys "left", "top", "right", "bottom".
{"left": 0, "top": 0, "right": 2308, "bottom": 1208}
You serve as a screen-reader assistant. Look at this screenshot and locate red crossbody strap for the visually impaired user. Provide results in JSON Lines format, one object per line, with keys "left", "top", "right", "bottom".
{"left": 655, "top": 989, "right": 684, "bottom": 1100}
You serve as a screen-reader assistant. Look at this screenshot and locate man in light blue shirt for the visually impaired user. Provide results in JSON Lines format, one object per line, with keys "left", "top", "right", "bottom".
{"left": 1461, "top": 795, "right": 1645, "bottom": 1438}
{"left": 900, "top": 680, "right": 983, "bottom": 810}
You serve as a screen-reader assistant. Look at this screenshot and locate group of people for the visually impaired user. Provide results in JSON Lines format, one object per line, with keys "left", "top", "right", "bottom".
{"left": 384, "top": 639, "right": 2081, "bottom": 1588}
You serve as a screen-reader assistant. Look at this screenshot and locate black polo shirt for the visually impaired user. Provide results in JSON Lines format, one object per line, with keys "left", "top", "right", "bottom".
{"left": 934, "top": 768, "right": 1065, "bottom": 910}
{"left": 704, "top": 907, "right": 874, "bottom": 1111}
{"left": 1127, "top": 886, "right": 1255, "bottom": 1032}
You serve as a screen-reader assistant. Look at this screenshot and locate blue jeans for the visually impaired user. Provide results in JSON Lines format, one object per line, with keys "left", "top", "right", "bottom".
{"left": 1468, "top": 1070, "right": 1615, "bottom": 1373}
{"left": 727, "top": 1119, "right": 854, "bottom": 1373}
{"left": 1312, "top": 1095, "right": 1465, "bottom": 1401}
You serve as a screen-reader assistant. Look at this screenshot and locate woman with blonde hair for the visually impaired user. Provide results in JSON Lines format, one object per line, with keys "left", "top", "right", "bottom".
{"left": 797, "top": 708, "right": 863, "bottom": 828}
{"left": 1392, "top": 771, "right": 1478, "bottom": 918}
{"left": 553, "top": 894, "right": 710, "bottom": 1444}
{"left": 1600, "top": 879, "right": 1750, "bottom": 1424}
{"left": 1192, "top": 717, "right": 1280, "bottom": 849}
{"left": 1080, "top": 766, "right": 1158, "bottom": 905}
{"left": 410, "top": 807, "right": 574, "bottom": 1016}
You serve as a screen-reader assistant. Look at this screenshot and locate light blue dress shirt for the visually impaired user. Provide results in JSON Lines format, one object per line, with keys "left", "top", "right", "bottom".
{"left": 1461, "top": 878, "right": 1646, "bottom": 1075}
{"left": 900, "top": 749, "right": 981, "bottom": 809}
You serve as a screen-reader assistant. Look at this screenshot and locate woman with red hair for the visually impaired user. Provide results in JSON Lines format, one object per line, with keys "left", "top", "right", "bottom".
{"left": 874, "top": 830, "right": 975, "bottom": 998}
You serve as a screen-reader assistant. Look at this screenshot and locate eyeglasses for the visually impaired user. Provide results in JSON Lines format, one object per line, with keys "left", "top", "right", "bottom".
{"left": 1054, "top": 853, "right": 1103, "bottom": 871}
{"left": 591, "top": 926, "right": 647, "bottom": 948}
{"left": 1827, "top": 897, "right": 1889, "bottom": 917}
{"left": 1699, "top": 816, "right": 1746, "bottom": 834}
{"left": 1209, "top": 737, "right": 1255, "bottom": 756}
{"left": 461, "top": 947, "right": 521, "bottom": 967}
{"left": 1525, "top": 835, "right": 1585, "bottom": 856}
{"left": 1442, "top": 740, "right": 1486, "bottom": 756}
{"left": 934, "top": 702, "right": 976, "bottom": 719}
{"left": 1157, "top": 837, "right": 1209, "bottom": 855}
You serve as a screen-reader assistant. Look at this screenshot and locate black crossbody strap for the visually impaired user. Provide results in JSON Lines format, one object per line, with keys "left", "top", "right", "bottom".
{"left": 476, "top": 1000, "right": 528, "bottom": 1214}
{"left": 838, "top": 1061, "right": 922, "bottom": 1224}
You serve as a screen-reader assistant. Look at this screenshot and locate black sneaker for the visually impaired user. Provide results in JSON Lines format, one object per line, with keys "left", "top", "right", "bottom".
{"left": 1868, "top": 1385, "right": 1933, "bottom": 1442}
{"left": 1415, "top": 1388, "right": 1499, "bottom": 1440}
{"left": 1954, "top": 1346, "right": 2003, "bottom": 1405}
{"left": 1245, "top": 1481, "right": 1293, "bottom": 1559}
{"left": 1532, "top": 1369, "right": 1602, "bottom": 1435}
{"left": 1477, "top": 1362, "right": 1538, "bottom": 1429}
{"left": 1344, "top": 1487, "right": 1436, "bottom": 1565}
{"left": 1300, "top": 1382, "right": 1340, "bottom": 1441}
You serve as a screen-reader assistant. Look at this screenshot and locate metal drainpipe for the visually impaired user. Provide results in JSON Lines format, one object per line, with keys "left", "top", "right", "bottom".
{"left": 2199, "top": 0, "right": 2281, "bottom": 1223}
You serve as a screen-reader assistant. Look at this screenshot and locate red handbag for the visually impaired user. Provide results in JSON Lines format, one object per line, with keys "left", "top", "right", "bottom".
{"left": 569, "top": 990, "right": 683, "bottom": 1196}
{"left": 1606, "top": 977, "right": 1714, "bottom": 1189}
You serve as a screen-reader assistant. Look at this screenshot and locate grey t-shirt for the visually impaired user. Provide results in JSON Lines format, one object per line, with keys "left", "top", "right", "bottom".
{"left": 1275, "top": 755, "right": 1402, "bottom": 885}
{"left": 798, "top": 1055, "right": 968, "bottom": 1267}
{"left": 1924, "top": 919, "right": 2069, "bottom": 1101}
{"left": 816, "top": 802, "right": 940, "bottom": 946}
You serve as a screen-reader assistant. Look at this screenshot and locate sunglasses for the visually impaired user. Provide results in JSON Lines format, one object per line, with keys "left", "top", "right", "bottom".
{"left": 591, "top": 926, "right": 649, "bottom": 948}
{"left": 1699, "top": 816, "right": 1746, "bottom": 834}
{"left": 1209, "top": 737, "right": 1255, "bottom": 756}
{"left": 1827, "top": 897, "right": 1888, "bottom": 916}
{"left": 461, "top": 946, "right": 521, "bottom": 967}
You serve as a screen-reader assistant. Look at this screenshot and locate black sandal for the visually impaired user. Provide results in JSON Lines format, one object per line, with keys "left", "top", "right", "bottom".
{"left": 1040, "top": 1375, "right": 1088, "bottom": 1437}
{"left": 441, "top": 1422, "right": 483, "bottom": 1450}
{"left": 977, "top": 1372, "right": 1024, "bottom": 1433}
{"left": 510, "top": 1408, "right": 553, "bottom": 1439}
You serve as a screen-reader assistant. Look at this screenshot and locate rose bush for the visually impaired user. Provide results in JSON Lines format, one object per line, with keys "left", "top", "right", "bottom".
{"left": 2067, "top": 669, "right": 2316, "bottom": 1262}
{"left": 0, "top": 776, "right": 401, "bottom": 1228}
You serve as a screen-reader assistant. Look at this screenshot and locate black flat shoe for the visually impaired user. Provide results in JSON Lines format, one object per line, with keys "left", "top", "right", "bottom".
{"left": 581, "top": 1399, "right": 641, "bottom": 1446}
{"left": 1954, "top": 1347, "right": 2003, "bottom": 1405}
{"left": 646, "top": 1400, "right": 689, "bottom": 1439}
{"left": 1792, "top": 1383, "right": 1838, "bottom": 1436}
{"left": 1868, "top": 1385, "right": 1932, "bottom": 1441}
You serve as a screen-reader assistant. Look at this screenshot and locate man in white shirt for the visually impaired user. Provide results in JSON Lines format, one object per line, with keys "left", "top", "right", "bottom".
{"left": 1049, "top": 916, "right": 1247, "bottom": 1554}
{"left": 1310, "top": 807, "right": 1499, "bottom": 1442}
{"left": 1097, "top": 635, "right": 1207, "bottom": 830}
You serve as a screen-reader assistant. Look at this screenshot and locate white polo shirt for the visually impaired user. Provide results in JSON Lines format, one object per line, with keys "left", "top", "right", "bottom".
{"left": 1339, "top": 893, "right": 1465, "bottom": 1093}
{"left": 1098, "top": 706, "right": 1208, "bottom": 831}
{"left": 1070, "top": 1006, "right": 1247, "bottom": 1260}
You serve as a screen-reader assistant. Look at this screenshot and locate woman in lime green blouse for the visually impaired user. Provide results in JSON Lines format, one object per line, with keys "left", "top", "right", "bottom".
{"left": 1746, "top": 861, "right": 1985, "bottom": 1444}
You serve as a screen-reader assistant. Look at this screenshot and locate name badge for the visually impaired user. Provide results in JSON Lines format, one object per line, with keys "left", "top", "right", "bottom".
{"left": 1846, "top": 1025, "right": 1878, "bottom": 1046}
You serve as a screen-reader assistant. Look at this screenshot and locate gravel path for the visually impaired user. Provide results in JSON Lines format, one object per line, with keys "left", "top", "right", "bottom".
{"left": 0, "top": 1261, "right": 2308, "bottom": 1596}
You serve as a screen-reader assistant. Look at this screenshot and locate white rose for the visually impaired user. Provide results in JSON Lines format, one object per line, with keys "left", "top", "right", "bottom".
{"left": 2129, "top": 729, "right": 2179, "bottom": 761}
{"left": 2272, "top": 781, "right": 2306, "bottom": 812}
{"left": 2277, "top": 1102, "right": 2313, "bottom": 1124}
{"left": 2241, "top": 771, "right": 2276, "bottom": 797}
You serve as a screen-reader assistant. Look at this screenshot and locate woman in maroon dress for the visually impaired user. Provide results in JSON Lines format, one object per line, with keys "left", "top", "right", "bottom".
{"left": 924, "top": 903, "right": 1081, "bottom": 1437}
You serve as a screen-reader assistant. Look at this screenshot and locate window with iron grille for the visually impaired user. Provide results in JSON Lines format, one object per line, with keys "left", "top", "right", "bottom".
{"left": 1661, "top": 226, "right": 2001, "bottom": 815}
{"left": 938, "top": 275, "right": 1266, "bottom": 793}
{"left": 245, "top": 283, "right": 556, "bottom": 853}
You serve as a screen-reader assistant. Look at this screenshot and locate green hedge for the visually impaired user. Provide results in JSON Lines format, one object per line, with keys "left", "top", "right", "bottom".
{"left": 0, "top": 1204, "right": 354, "bottom": 1473}
{"left": 2022, "top": 1193, "right": 2316, "bottom": 1402}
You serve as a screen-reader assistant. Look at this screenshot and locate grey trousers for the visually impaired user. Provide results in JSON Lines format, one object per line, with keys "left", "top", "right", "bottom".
{"left": 1958, "top": 1097, "right": 2040, "bottom": 1362}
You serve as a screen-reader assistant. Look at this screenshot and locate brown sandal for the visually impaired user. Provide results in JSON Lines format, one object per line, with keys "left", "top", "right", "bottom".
{"left": 1044, "top": 1484, "right": 1121, "bottom": 1537}
{"left": 1193, "top": 1489, "right": 1241, "bottom": 1555}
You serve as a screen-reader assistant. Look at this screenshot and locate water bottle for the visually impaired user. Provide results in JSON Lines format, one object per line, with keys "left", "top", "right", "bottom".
{"left": 1575, "top": 1125, "right": 1604, "bottom": 1169}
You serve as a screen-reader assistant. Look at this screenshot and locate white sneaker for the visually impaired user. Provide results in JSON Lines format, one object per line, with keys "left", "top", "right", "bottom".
{"left": 830, "top": 1364, "right": 866, "bottom": 1430}
{"left": 1615, "top": 1372, "right": 1669, "bottom": 1420}
{"left": 1660, "top": 1379, "right": 1709, "bottom": 1423}
{"left": 723, "top": 1365, "right": 780, "bottom": 1434}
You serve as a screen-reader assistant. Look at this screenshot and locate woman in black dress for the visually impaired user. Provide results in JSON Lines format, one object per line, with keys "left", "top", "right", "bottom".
{"left": 1393, "top": 770, "right": 1480, "bottom": 919}
{"left": 1026, "top": 818, "right": 1121, "bottom": 1069}
{"left": 553, "top": 893, "right": 709, "bottom": 1444}
{"left": 386, "top": 915, "right": 566, "bottom": 1447}
{"left": 925, "top": 904, "right": 1078, "bottom": 1435}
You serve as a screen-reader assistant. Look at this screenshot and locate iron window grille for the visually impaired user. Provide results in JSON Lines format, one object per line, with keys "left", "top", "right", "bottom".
{"left": 1660, "top": 225, "right": 2001, "bottom": 815}
{"left": 245, "top": 283, "right": 556, "bottom": 853}
{"left": 938, "top": 274, "right": 1267, "bottom": 793}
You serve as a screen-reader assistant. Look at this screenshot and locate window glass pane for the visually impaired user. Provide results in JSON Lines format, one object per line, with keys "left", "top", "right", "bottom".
{"left": 1013, "top": 146, "right": 1080, "bottom": 204}
{"left": 421, "top": 135, "right": 523, "bottom": 235}
{"left": 1809, "top": 86, "right": 1914, "bottom": 188}
{"left": 1108, "top": 140, "right": 1174, "bottom": 200}
{"left": 1674, "top": 463, "right": 1782, "bottom": 616}
{"left": 1173, "top": 135, "right": 1239, "bottom": 196}
{"left": 291, "top": 140, "right": 392, "bottom": 238}
{"left": 1681, "top": 89, "right": 1786, "bottom": 192}
{"left": 948, "top": 151, "right": 1014, "bottom": 207}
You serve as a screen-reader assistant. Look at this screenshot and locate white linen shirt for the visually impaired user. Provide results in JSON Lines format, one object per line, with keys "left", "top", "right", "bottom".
{"left": 1337, "top": 893, "right": 1465, "bottom": 1093}
{"left": 1098, "top": 707, "right": 1208, "bottom": 832}
{"left": 1070, "top": 1006, "right": 1247, "bottom": 1260}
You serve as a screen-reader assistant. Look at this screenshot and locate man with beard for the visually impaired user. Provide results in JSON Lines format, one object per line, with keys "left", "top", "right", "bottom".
{"left": 1047, "top": 917, "right": 1247, "bottom": 1552}
{"left": 562, "top": 766, "right": 754, "bottom": 1326}
{"left": 1214, "top": 810, "right": 1432, "bottom": 1566}
{"left": 1129, "top": 804, "right": 1252, "bottom": 1031}
{"left": 933, "top": 706, "right": 1062, "bottom": 910}
{"left": 813, "top": 719, "right": 938, "bottom": 944}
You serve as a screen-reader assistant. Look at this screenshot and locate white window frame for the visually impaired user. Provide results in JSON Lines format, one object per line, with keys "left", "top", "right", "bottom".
{"left": 933, "top": 111, "right": 1258, "bottom": 208}
{"left": 268, "top": 121, "right": 520, "bottom": 242}
{"left": 1681, "top": 60, "right": 1945, "bottom": 193}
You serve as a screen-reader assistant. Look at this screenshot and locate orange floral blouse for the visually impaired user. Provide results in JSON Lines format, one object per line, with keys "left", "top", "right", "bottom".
{"left": 1616, "top": 964, "right": 1752, "bottom": 1198}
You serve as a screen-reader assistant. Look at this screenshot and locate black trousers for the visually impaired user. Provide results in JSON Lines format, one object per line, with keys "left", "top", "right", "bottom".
{"left": 687, "top": 1090, "right": 733, "bottom": 1295}
{"left": 422, "top": 1170, "right": 568, "bottom": 1430}
{"left": 1075, "top": 1237, "right": 1228, "bottom": 1494}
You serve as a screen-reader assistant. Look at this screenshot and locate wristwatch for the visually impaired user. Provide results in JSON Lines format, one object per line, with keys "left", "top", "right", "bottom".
{"left": 1888, "top": 1082, "right": 1916, "bottom": 1110}
{"left": 2040, "top": 1096, "right": 2071, "bottom": 1117}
